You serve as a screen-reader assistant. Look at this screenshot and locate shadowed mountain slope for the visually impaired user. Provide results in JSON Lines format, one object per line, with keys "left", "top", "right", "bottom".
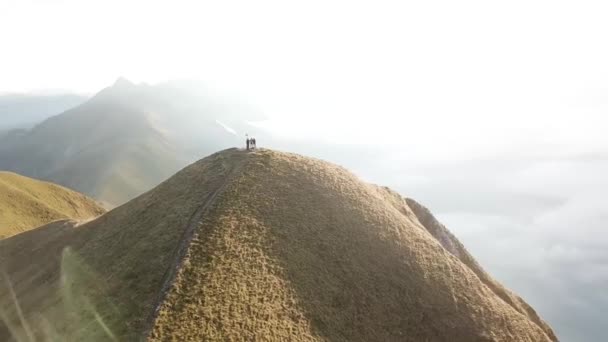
{"left": 0, "top": 171, "right": 105, "bottom": 239}
{"left": 0, "top": 78, "right": 260, "bottom": 205}
{"left": 0, "top": 149, "right": 556, "bottom": 341}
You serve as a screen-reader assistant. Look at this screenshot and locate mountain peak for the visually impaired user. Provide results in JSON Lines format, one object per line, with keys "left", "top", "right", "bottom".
{"left": 87, "top": 76, "right": 138, "bottom": 104}
{"left": 112, "top": 76, "right": 135, "bottom": 88}
{"left": 0, "top": 148, "right": 557, "bottom": 341}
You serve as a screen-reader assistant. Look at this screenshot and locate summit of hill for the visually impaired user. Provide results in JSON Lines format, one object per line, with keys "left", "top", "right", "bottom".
{"left": 0, "top": 148, "right": 556, "bottom": 341}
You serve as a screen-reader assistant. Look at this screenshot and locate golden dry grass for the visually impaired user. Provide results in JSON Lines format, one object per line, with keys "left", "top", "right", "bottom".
{"left": 0, "top": 149, "right": 244, "bottom": 341}
{"left": 150, "top": 149, "right": 556, "bottom": 341}
{"left": 1, "top": 149, "right": 556, "bottom": 341}
{"left": 0, "top": 171, "right": 105, "bottom": 239}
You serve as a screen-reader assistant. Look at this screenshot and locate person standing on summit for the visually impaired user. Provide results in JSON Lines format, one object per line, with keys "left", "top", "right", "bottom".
{"left": 246, "top": 134, "right": 250, "bottom": 150}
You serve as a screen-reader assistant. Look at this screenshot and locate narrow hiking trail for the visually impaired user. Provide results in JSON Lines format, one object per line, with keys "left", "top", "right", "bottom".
{"left": 143, "top": 149, "right": 252, "bottom": 338}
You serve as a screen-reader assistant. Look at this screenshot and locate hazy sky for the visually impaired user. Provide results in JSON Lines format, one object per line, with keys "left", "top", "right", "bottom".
{"left": 2, "top": 0, "right": 607, "bottom": 156}
{"left": 2, "top": 0, "right": 608, "bottom": 340}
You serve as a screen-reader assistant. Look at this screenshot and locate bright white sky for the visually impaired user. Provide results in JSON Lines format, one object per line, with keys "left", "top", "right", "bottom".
{"left": 1, "top": 0, "right": 607, "bottom": 159}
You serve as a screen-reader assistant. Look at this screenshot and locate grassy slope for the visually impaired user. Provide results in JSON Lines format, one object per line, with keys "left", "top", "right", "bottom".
{"left": 381, "top": 190, "right": 557, "bottom": 341}
{"left": 0, "top": 150, "right": 243, "bottom": 342}
{"left": 0, "top": 171, "right": 105, "bottom": 239}
{"left": 0, "top": 149, "right": 556, "bottom": 341}
{"left": 0, "top": 93, "right": 188, "bottom": 206}
{"left": 150, "top": 149, "right": 555, "bottom": 341}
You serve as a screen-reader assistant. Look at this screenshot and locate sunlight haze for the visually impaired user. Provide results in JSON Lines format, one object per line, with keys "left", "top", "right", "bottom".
{"left": 2, "top": 0, "right": 607, "bottom": 155}
{"left": 1, "top": 1, "right": 607, "bottom": 341}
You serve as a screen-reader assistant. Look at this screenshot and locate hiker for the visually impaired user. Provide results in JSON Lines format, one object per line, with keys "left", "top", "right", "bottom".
{"left": 252, "top": 138, "right": 257, "bottom": 149}
{"left": 246, "top": 135, "right": 250, "bottom": 150}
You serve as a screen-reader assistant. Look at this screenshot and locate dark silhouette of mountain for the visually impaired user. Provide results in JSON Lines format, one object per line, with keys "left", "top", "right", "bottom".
{"left": 0, "top": 149, "right": 557, "bottom": 341}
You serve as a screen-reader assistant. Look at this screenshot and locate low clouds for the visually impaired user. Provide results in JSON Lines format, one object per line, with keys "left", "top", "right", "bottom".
{"left": 271, "top": 141, "right": 607, "bottom": 341}
{"left": 386, "top": 156, "right": 608, "bottom": 342}
{"left": 1, "top": 0, "right": 606, "bottom": 339}
{"left": 281, "top": 141, "right": 607, "bottom": 341}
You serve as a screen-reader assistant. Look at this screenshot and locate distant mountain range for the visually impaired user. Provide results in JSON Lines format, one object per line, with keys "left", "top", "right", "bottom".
{"left": 0, "top": 93, "right": 87, "bottom": 130}
{"left": 0, "top": 78, "right": 263, "bottom": 205}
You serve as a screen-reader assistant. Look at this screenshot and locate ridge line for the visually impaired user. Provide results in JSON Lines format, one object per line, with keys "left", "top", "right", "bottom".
{"left": 141, "top": 151, "right": 249, "bottom": 340}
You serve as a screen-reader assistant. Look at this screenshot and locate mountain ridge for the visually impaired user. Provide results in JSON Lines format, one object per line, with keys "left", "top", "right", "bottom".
{"left": 0, "top": 148, "right": 556, "bottom": 341}
{"left": 0, "top": 79, "right": 264, "bottom": 205}
{"left": 150, "top": 149, "right": 555, "bottom": 341}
